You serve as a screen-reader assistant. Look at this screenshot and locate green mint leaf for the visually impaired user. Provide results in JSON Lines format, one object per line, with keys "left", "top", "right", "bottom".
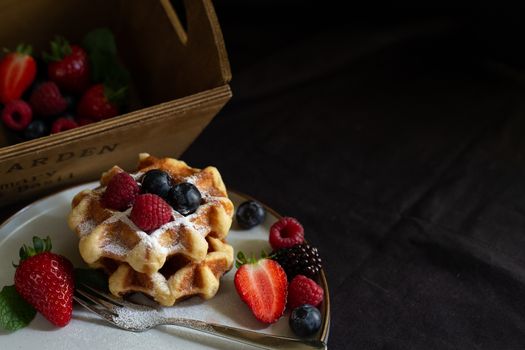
{"left": 0, "top": 285, "right": 36, "bottom": 331}
{"left": 83, "top": 28, "right": 116, "bottom": 56}
{"left": 83, "top": 28, "right": 131, "bottom": 93}
{"left": 74, "top": 268, "right": 109, "bottom": 292}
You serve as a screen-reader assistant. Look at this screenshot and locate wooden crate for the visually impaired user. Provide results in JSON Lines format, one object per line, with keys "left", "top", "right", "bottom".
{"left": 0, "top": 0, "right": 231, "bottom": 207}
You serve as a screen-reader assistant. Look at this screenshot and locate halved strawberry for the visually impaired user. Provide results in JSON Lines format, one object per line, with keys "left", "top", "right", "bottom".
{"left": 0, "top": 44, "right": 37, "bottom": 104}
{"left": 234, "top": 252, "right": 287, "bottom": 324}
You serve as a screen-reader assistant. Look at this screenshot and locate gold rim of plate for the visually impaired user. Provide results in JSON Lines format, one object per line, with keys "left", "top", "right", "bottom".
{"left": 0, "top": 183, "right": 331, "bottom": 344}
{"left": 231, "top": 189, "right": 331, "bottom": 344}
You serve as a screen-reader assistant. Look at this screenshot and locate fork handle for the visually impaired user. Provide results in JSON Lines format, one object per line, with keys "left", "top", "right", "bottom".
{"left": 163, "top": 318, "right": 327, "bottom": 350}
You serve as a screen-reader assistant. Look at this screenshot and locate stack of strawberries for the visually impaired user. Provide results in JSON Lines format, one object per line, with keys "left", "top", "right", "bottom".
{"left": 0, "top": 29, "right": 129, "bottom": 141}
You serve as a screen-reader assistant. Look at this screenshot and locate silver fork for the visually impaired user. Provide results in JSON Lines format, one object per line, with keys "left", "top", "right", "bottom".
{"left": 74, "top": 285, "right": 327, "bottom": 350}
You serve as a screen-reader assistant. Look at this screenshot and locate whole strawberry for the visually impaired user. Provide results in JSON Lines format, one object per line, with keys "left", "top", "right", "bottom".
{"left": 44, "top": 36, "right": 90, "bottom": 94}
{"left": 77, "top": 84, "right": 121, "bottom": 121}
{"left": 14, "top": 236, "right": 74, "bottom": 327}
{"left": 234, "top": 252, "right": 287, "bottom": 324}
{"left": 0, "top": 44, "right": 36, "bottom": 104}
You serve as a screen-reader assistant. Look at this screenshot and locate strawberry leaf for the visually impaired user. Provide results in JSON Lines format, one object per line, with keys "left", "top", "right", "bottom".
{"left": 44, "top": 236, "right": 52, "bottom": 252}
{"left": 32, "top": 236, "right": 43, "bottom": 252}
{"left": 235, "top": 251, "right": 247, "bottom": 268}
{"left": 42, "top": 36, "right": 71, "bottom": 63}
{"left": 0, "top": 285, "right": 36, "bottom": 331}
{"left": 104, "top": 84, "right": 128, "bottom": 106}
{"left": 236, "top": 251, "right": 264, "bottom": 268}
{"left": 19, "top": 236, "right": 52, "bottom": 262}
{"left": 14, "top": 43, "right": 32, "bottom": 56}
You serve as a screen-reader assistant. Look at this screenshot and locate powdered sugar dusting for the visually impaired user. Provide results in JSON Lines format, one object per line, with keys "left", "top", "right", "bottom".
{"left": 112, "top": 301, "right": 216, "bottom": 333}
{"left": 114, "top": 306, "right": 162, "bottom": 330}
{"left": 98, "top": 170, "right": 227, "bottom": 244}
{"left": 77, "top": 219, "right": 97, "bottom": 236}
{"left": 77, "top": 167, "right": 232, "bottom": 274}
{"left": 130, "top": 171, "right": 145, "bottom": 181}
{"left": 103, "top": 242, "right": 129, "bottom": 257}
{"left": 184, "top": 175, "right": 198, "bottom": 185}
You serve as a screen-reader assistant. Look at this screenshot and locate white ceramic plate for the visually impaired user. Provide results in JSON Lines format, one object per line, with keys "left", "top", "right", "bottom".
{"left": 0, "top": 182, "right": 330, "bottom": 349}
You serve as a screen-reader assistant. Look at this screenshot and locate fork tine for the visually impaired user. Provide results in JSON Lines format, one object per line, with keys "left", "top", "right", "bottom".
{"left": 73, "top": 295, "right": 117, "bottom": 320}
{"left": 82, "top": 284, "right": 132, "bottom": 307}
{"left": 76, "top": 289, "right": 118, "bottom": 315}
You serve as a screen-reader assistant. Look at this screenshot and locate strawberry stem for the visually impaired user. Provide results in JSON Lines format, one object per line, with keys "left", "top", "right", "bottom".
{"left": 18, "top": 236, "right": 52, "bottom": 262}
{"left": 235, "top": 251, "right": 265, "bottom": 268}
{"left": 14, "top": 43, "right": 32, "bottom": 56}
{"left": 1, "top": 43, "right": 33, "bottom": 57}
{"left": 42, "top": 36, "right": 72, "bottom": 63}
{"left": 104, "top": 84, "right": 128, "bottom": 106}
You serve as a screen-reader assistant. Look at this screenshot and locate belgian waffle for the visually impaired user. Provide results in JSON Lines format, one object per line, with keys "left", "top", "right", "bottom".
{"left": 107, "top": 236, "right": 234, "bottom": 306}
{"left": 68, "top": 153, "right": 234, "bottom": 305}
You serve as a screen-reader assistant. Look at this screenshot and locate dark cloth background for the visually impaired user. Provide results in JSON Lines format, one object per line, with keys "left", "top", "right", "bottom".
{"left": 184, "top": 4, "right": 525, "bottom": 349}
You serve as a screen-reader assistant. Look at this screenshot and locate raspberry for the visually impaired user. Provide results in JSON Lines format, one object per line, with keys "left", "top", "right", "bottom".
{"left": 29, "top": 81, "right": 67, "bottom": 117}
{"left": 1, "top": 100, "right": 32, "bottom": 131}
{"left": 269, "top": 217, "right": 305, "bottom": 250}
{"left": 51, "top": 117, "right": 78, "bottom": 133}
{"left": 130, "top": 194, "right": 172, "bottom": 232}
{"left": 102, "top": 172, "right": 140, "bottom": 211}
{"left": 287, "top": 275, "right": 324, "bottom": 310}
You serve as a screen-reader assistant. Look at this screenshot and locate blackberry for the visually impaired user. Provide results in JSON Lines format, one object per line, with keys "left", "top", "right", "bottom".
{"left": 271, "top": 243, "right": 322, "bottom": 280}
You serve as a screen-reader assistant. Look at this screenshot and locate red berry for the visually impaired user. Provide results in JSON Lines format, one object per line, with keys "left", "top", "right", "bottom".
{"left": 29, "top": 81, "right": 67, "bottom": 117}
{"left": 14, "top": 237, "right": 74, "bottom": 327}
{"left": 269, "top": 217, "right": 305, "bottom": 250}
{"left": 287, "top": 275, "right": 324, "bottom": 310}
{"left": 77, "top": 84, "right": 119, "bottom": 121}
{"left": 234, "top": 256, "right": 287, "bottom": 323}
{"left": 130, "top": 194, "right": 172, "bottom": 232}
{"left": 45, "top": 37, "right": 90, "bottom": 94}
{"left": 75, "top": 116, "right": 95, "bottom": 126}
{"left": 102, "top": 172, "right": 140, "bottom": 211}
{"left": 1, "top": 100, "right": 32, "bottom": 131}
{"left": 0, "top": 44, "right": 37, "bottom": 104}
{"left": 51, "top": 117, "right": 78, "bottom": 134}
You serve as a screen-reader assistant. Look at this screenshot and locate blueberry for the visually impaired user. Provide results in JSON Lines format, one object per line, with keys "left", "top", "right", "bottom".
{"left": 236, "top": 200, "right": 266, "bottom": 229}
{"left": 168, "top": 182, "right": 201, "bottom": 215}
{"left": 289, "top": 304, "right": 322, "bottom": 337}
{"left": 63, "top": 95, "right": 77, "bottom": 113}
{"left": 23, "top": 120, "right": 48, "bottom": 140}
{"left": 141, "top": 170, "right": 172, "bottom": 198}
